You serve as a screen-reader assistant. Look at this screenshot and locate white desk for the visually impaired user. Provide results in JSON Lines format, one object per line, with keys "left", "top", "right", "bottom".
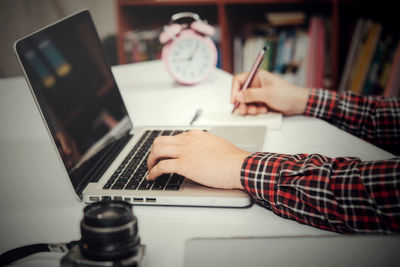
{"left": 0, "top": 61, "right": 394, "bottom": 266}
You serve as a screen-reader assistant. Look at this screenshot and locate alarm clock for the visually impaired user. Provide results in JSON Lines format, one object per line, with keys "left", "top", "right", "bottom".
{"left": 159, "top": 12, "right": 218, "bottom": 85}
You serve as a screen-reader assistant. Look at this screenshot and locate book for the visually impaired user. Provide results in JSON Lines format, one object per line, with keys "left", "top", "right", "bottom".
{"left": 242, "top": 37, "right": 266, "bottom": 73}
{"left": 345, "top": 20, "right": 372, "bottom": 92}
{"left": 192, "top": 108, "right": 283, "bottom": 130}
{"left": 338, "top": 19, "right": 364, "bottom": 93}
{"left": 273, "top": 30, "right": 297, "bottom": 76}
{"left": 233, "top": 36, "right": 244, "bottom": 74}
{"left": 376, "top": 36, "right": 397, "bottom": 94}
{"left": 306, "top": 17, "right": 325, "bottom": 89}
{"left": 274, "top": 30, "right": 288, "bottom": 74}
{"left": 234, "top": 27, "right": 279, "bottom": 74}
{"left": 261, "top": 29, "right": 278, "bottom": 72}
{"left": 349, "top": 23, "right": 382, "bottom": 94}
{"left": 362, "top": 40, "right": 385, "bottom": 95}
{"left": 345, "top": 20, "right": 373, "bottom": 93}
{"left": 282, "top": 30, "right": 308, "bottom": 86}
{"left": 265, "top": 12, "right": 306, "bottom": 26}
{"left": 295, "top": 31, "right": 309, "bottom": 87}
{"left": 322, "top": 18, "right": 333, "bottom": 89}
{"left": 383, "top": 40, "right": 400, "bottom": 97}
{"left": 379, "top": 61, "right": 393, "bottom": 92}
{"left": 316, "top": 17, "right": 326, "bottom": 88}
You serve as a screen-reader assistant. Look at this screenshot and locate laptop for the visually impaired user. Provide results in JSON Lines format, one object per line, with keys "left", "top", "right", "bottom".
{"left": 14, "top": 10, "right": 265, "bottom": 207}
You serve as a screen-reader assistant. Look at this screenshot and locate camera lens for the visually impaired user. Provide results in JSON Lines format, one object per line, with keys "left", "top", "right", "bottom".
{"left": 80, "top": 200, "right": 140, "bottom": 261}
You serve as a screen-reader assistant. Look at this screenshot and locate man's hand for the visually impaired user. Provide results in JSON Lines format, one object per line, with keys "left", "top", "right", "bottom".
{"left": 147, "top": 130, "right": 251, "bottom": 190}
{"left": 231, "top": 69, "right": 310, "bottom": 116}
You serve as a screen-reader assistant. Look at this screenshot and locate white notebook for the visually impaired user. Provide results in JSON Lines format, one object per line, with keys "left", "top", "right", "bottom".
{"left": 193, "top": 108, "right": 283, "bottom": 130}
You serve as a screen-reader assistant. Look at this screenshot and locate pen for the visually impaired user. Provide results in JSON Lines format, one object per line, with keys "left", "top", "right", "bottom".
{"left": 232, "top": 46, "right": 268, "bottom": 114}
{"left": 190, "top": 108, "right": 202, "bottom": 125}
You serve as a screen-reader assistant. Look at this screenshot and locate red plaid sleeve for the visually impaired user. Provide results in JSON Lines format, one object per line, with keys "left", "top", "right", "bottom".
{"left": 241, "top": 152, "right": 400, "bottom": 233}
{"left": 304, "top": 89, "right": 400, "bottom": 155}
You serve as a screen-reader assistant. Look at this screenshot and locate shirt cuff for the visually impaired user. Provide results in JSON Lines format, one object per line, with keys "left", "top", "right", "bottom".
{"left": 240, "top": 152, "right": 289, "bottom": 210}
{"left": 303, "top": 88, "right": 338, "bottom": 121}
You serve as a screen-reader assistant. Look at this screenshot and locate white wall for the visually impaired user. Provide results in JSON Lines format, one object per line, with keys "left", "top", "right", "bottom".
{"left": 0, "top": 0, "right": 116, "bottom": 78}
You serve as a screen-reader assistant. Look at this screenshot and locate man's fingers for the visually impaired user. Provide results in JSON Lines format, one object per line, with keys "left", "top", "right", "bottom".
{"left": 257, "top": 105, "right": 268, "bottom": 114}
{"left": 236, "top": 87, "right": 269, "bottom": 104}
{"left": 152, "top": 135, "right": 184, "bottom": 146}
{"left": 231, "top": 73, "right": 250, "bottom": 104}
{"left": 238, "top": 103, "right": 268, "bottom": 116}
{"left": 247, "top": 105, "right": 258, "bottom": 115}
{"left": 238, "top": 102, "right": 247, "bottom": 115}
{"left": 147, "top": 159, "right": 180, "bottom": 181}
{"left": 147, "top": 144, "right": 182, "bottom": 170}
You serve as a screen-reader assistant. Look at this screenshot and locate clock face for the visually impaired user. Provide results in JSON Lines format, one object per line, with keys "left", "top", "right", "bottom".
{"left": 164, "top": 31, "right": 217, "bottom": 85}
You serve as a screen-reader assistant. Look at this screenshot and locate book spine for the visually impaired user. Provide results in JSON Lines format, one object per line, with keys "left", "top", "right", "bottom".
{"left": 338, "top": 19, "right": 364, "bottom": 93}
{"left": 362, "top": 40, "right": 384, "bottom": 95}
{"left": 274, "top": 31, "right": 288, "bottom": 74}
{"left": 316, "top": 17, "right": 325, "bottom": 88}
{"left": 383, "top": 41, "right": 400, "bottom": 97}
{"left": 350, "top": 23, "right": 382, "bottom": 94}
{"left": 306, "top": 18, "right": 316, "bottom": 88}
{"left": 347, "top": 20, "right": 373, "bottom": 93}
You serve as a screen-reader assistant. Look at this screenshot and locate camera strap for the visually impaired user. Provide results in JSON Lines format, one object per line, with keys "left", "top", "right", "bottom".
{"left": 0, "top": 240, "right": 79, "bottom": 266}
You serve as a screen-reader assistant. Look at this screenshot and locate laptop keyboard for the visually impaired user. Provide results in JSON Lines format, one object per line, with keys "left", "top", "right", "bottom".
{"left": 103, "top": 130, "right": 185, "bottom": 191}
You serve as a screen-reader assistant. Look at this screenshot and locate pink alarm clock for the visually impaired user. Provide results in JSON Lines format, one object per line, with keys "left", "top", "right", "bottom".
{"left": 159, "top": 12, "right": 218, "bottom": 85}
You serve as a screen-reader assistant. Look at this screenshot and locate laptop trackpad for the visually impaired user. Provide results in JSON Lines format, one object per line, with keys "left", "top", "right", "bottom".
{"left": 236, "top": 144, "right": 259, "bottom": 152}
{"left": 208, "top": 126, "right": 266, "bottom": 152}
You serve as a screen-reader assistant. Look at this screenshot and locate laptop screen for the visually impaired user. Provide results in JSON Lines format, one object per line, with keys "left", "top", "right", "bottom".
{"left": 15, "top": 10, "right": 132, "bottom": 196}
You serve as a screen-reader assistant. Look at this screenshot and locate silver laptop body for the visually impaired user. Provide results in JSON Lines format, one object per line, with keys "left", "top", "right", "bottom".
{"left": 14, "top": 10, "right": 265, "bottom": 207}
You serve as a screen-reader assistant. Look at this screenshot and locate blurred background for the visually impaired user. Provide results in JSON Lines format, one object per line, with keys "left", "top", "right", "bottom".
{"left": 0, "top": 0, "right": 117, "bottom": 78}
{"left": 1, "top": 0, "right": 399, "bottom": 97}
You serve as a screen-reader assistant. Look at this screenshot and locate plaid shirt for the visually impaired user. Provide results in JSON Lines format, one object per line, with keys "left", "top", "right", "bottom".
{"left": 241, "top": 89, "right": 400, "bottom": 233}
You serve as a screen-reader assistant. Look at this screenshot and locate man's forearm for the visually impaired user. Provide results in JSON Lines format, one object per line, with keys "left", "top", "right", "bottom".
{"left": 241, "top": 152, "right": 400, "bottom": 233}
{"left": 303, "top": 88, "right": 400, "bottom": 155}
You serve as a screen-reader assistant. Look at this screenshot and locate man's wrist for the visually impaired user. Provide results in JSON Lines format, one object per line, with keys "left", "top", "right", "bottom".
{"left": 240, "top": 152, "right": 294, "bottom": 210}
{"left": 296, "top": 87, "right": 311, "bottom": 115}
{"left": 240, "top": 152, "right": 281, "bottom": 193}
{"left": 303, "top": 88, "right": 336, "bottom": 118}
{"left": 234, "top": 152, "right": 251, "bottom": 190}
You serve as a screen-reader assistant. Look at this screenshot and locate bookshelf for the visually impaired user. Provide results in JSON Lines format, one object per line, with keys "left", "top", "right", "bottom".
{"left": 335, "top": 0, "right": 399, "bottom": 96}
{"left": 115, "top": 0, "right": 397, "bottom": 92}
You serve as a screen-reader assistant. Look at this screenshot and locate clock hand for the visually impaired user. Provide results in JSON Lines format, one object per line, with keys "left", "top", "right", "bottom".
{"left": 188, "top": 43, "right": 200, "bottom": 61}
{"left": 175, "top": 46, "right": 198, "bottom": 62}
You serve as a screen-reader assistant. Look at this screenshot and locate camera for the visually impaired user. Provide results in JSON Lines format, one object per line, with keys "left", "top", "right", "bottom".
{"left": 61, "top": 200, "right": 146, "bottom": 267}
